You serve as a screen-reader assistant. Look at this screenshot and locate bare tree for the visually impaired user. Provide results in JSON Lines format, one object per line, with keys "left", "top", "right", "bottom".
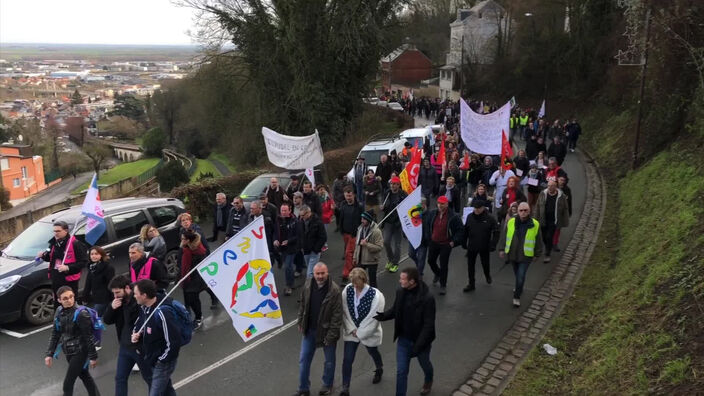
{"left": 83, "top": 143, "right": 113, "bottom": 179}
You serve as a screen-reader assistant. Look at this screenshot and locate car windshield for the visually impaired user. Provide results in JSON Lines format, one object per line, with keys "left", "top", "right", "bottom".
{"left": 405, "top": 137, "right": 424, "bottom": 147}
{"left": 359, "top": 149, "right": 388, "bottom": 165}
{"left": 2, "top": 221, "right": 55, "bottom": 259}
{"left": 241, "top": 176, "right": 291, "bottom": 199}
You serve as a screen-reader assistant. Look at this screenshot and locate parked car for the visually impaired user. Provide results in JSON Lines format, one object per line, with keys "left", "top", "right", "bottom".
{"left": 387, "top": 102, "right": 404, "bottom": 111}
{"left": 239, "top": 169, "right": 324, "bottom": 207}
{"left": 0, "top": 197, "right": 185, "bottom": 325}
{"left": 346, "top": 137, "right": 406, "bottom": 179}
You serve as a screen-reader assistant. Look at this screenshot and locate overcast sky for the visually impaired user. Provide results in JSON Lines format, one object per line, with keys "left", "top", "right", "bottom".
{"left": 0, "top": 0, "right": 196, "bottom": 45}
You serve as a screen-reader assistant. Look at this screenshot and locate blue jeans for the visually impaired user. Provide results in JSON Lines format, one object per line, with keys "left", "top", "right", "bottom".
{"left": 115, "top": 346, "right": 153, "bottom": 396}
{"left": 342, "top": 341, "right": 383, "bottom": 388}
{"left": 299, "top": 329, "right": 336, "bottom": 391}
{"left": 304, "top": 252, "right": 321, "bottom": 278}
{"left": 408, "top": 242, "right": 427, "bottom": 276}
{"left": 396, "top": 337, "right": 433, "bottom": 396}
{"left": 512, "top": 260, "right": 531, "bottom": 299}
{"left": 93, "top": 303, "right": 107, "bottom": 318}
{"left": 283, "top": 253, "right": 296, "bottom": 287}
{"left": 150, "top": 360, "right": 177, "bottom": 396}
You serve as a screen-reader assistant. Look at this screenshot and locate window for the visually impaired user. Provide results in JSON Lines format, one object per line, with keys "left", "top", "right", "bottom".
{"left": 13, "top": 178, "right": 20, "bottom": 187}
{"left": 21, "top": 166, "right": 27, "bottom": 179}
{"left": 74, "top": 223, "right": 109, "bottom": 246}
{"left": 111, "top": 210, "right": 150, "bottom": 241}
{"left": 0, "top": 158, "right": 8, "bottom": 170}
{"left": 148, "top": 206, "right": 178, "bottom": 227}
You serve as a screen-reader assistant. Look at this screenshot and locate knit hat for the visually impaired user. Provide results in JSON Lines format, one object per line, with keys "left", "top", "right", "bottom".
{"left": 390, "top": 176, "right": 401, "bottom": 184}
{"left": 437, "top": 196, "right": 448, "bottom": 204}
{"left": 361, "top": 211, "right": 374, "bottom": 223}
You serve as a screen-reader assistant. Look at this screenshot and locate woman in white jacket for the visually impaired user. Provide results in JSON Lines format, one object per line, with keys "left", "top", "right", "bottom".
{"left": 340, "top": 268, "right": 385, "bottom": 396}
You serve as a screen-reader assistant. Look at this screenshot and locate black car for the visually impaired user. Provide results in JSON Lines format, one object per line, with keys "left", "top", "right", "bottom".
{"left": 0, "top": 197, "right": 185, "bottom": 325}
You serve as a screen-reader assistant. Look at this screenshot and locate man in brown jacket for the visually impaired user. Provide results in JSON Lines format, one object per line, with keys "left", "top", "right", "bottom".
{"left": 294, "top": 262, "right": 342, "bottom": 396}
{"left": 533, "top": 180, "right": 570, "bottom": 263}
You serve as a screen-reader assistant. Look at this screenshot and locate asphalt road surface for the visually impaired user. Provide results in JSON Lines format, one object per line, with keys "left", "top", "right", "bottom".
{"left": 0, "top": 148, "right": 586, "bottom": 396}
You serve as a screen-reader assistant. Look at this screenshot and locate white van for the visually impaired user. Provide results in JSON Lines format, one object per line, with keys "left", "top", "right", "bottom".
{"left": 399, "top": 127, "right": 434, "bottom": 148}
{"left": 347, "top": 137, "right": 406, "bottom": 179}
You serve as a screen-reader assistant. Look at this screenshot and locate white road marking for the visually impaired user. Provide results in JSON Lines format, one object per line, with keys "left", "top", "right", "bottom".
{"left": 174, "top": 319, "right": 298, "bottom": 389}
{"left": 0, "top": 324, "right": 53, "bottom": 338}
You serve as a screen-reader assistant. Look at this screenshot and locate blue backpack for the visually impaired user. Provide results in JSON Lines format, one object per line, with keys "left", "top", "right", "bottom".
{"left": 157, "top": 299, "right": 192, "bottom": 346}
{"left": 53, "top": 305, "right": 105, "bottom": 357}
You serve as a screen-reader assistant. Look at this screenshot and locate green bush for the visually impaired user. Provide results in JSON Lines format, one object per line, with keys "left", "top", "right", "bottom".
{"left": 156, "top": 160, "right": 189, "bottom": 192}
{"left": 142, "top": 127, "right": 167, "bottom": 157}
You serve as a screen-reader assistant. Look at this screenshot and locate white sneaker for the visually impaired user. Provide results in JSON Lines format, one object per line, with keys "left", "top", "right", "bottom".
{"left": 132, "top": 364, "right": 140, "bottom": 371}
{"left": 512, "top": 298, "right": 520, "bottom": 307}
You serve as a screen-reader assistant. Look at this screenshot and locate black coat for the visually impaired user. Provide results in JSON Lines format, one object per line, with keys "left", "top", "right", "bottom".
{"left": 42, "top": 236, "right": 88, "bottom": 285}
{"left": 275, "top": 216, "right": 301, "bottom": 255}
{"left": 302, "top": 191, "right": 322, "bottom": 216}
{"left": 376, "top": 281, "right": 436, "bottom": 355}
{"left": 103, "top": 294, "right": 140, "bottom": 349}
{"left": 418, "top": 166, "right": 438, "bottom": 196}
{"left": 338, "top": 200, "right": 363, "bottom": 235}
{"left": 463, "top": 210, "right": 499, "bottom": 252}
{"left": 301, "top": 214, "right": 327, "bottom": 254}
{"left": 548, "top": 142, "right": 567, "bottom": 165}
{"left": 382, "top": 190, "right": 408, "bottom": 228}
{"left": 212, "top": 203, "right": 230, "bottom": 238}
{"left": 513, "top": 156, "right": 530, "bottom": 177}
{"left": 82, "top": 260, "right": 115, "bottom": 305}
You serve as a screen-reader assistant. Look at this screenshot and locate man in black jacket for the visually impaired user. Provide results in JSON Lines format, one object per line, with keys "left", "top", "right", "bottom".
{"left": 275, "top": 202, "right": 302, "bottom": 296}
{"left": 226, "top": 196, "right": 249, "bottom": 238}
{"left": 338, "top": 187, "right": 364, "bottom": 283}
{"left": 375, "top": 154, "right": 393, "bottom": 196}
{"left": 300, "top": 205, "right": 327, "bottom": 278}
{"left": 209, "top": 192, "right": 229, "bottom": 244}
{"left": 547, "top": 136, "right": 567, "bottom": 166}
{"left": 462, "top": 199, "right": 499, "bottom": 292}
{"left": 374, "top": 267, "right": 435, "bottom": 396}
{"left": 104, "top": 275, "right": 152, "bottom": 396}
{"left": 424, "top": 196, "right": 464, "bottom": 295}
{"left": 301, "top": 180, "right": 322, "bottom": 216}
{"left": 382, "top": 177, "right": 408, "bottom": 273}
{"left": 37, "top": 221, "right": 89, "bottom": 307}
{"left": 131, "top": 279, "right": 181, "bottom": 396}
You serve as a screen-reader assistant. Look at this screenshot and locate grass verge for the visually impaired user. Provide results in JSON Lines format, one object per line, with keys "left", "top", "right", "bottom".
{"left": 190, "top": 159, "right": 223, "bottom": 182}
{"left": 208, "top": 152, "right": 236, "bottom": 174}
{"left": 71, "top": 158, "right": 160, "bottom": 194}
{"left": 504, "top": 109, "right": 704, "bottom": 395}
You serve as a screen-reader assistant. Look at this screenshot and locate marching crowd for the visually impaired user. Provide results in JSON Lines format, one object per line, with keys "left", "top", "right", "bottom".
{"left": 36, "top": 102, "right": 581, "bottom": 396}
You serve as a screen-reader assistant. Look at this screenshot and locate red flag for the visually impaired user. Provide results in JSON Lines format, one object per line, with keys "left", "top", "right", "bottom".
{"left": 438, "top": 132, "right": 446, "bottom": 165}
{"left": 460, "top": 152, "right": 470, "bottom": 170}
{"left": 500, "top": 129, "right": 513, "bottom": 171}
{"left": 400, "top": 142, "right": 422, "bottom": 193}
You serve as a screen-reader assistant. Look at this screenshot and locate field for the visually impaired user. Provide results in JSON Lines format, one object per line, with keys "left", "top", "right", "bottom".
{"left": 190, "top": 159, "right": 223, "bottom": 182}
{"left": 0, "top": 43, "right": 199, "bottom": 62}
{"left": 71, "top": 158, "right": 161, "bottom": 194}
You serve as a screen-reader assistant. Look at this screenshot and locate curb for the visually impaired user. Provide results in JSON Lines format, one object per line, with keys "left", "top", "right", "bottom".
{"left": 451, "top": 149, "right": 607, "bottom": 396}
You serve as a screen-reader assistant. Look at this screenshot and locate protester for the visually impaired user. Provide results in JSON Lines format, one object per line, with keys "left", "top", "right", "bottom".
{"left": 250, "top": 200, "right": 277, "bottom": 265}
{"left": 418, "top": 158, "right": 439, "bottom": 204}
{"left": 438, "top": 176, "right": 462, "bottom": 213}
{"left": 81, "top": 246, "right": 114, "bottom": 318}
{"left": 425, "top": 196, "right": 464, "bottom": 295}
{"left": 338, "top": 187, "right": 364, "bottom": 284}
{"left": 535, "top": 151, "right": 547, "bottom": 168}
{"left": 363, "top": 168, "right": 382, "bottom": 215}
{"left": 37, "top": 220, "right": 88, "bottom": 307}
{"left": 332, "top": 172, "right": 350, "bottom": 231}
{"left": 316, "top": 184, "right": 335, "bottom": 237}
{"left": 300, "top": 205, "right": 327, "bottom": 278}
{"left": 534, "top": 180, "right": 570, "bottom": 263}
{"left": 381, "top": 177, "right": 407, "bottom": 274}
{"left": 462, "top": 200, "right": 499, "bottom": 292}
{"left": 104, "top": 275, "right": 152, "bottom": 396}
{"left": 131, "top": 279, "right": 181, "bottom": 396}
{"left": 513, "top": 149, "right": 530, "bottom": 178}
{"left": 547, "top": 136, "right": 568, "bottom": 166}
{"left": 353, "top": 157, "right": 367, "bottom": 207}
{"left": 340, "top": 268, "right": 385, "bottom": 396}
{"left": 497, "top": 176, "right": 527, "bottom": 223}
{"left": 301, "top": 181, "right": 322, "bottom": 217}
{"left": 260, "top": 193, "right": 279, "bottom": 222}
{"left": 141, "top": 224, "right": 167, "bottom": 263}
{"left": 287, "top": 175, "right": 302, "bottom": 199}
{"left": 294, "top": 263, "right": 342, "bottom": 396}
{"left": 565, "top": 118, "right": 582, "bottom": 152}
{"left": 553, "top": 176, "right": 573, "bottom": 250}
{"left": 180, "top": 230, "right": 207, "bottom": 330}
{"left": 374, "top": 267, "right": 436, "bottom": 396}
{"left": 498, "top": 202, "right": 543, "bottom": 307}
{"left": 480, "top": 156, "right": 498, "bottom": 191}
{"left": 489, "top": 166, "right": 516, "bottom": 214}
{"left": 274, "top": 202, "right": 301, "bottom": 296}
{"left": 503, "top": 201, "right": 520, "bottom": 224}
{"left": 352, "top": 211, "right": 384, "bottom": 288}
{"left": 264, "top": 177, "right": 286, "bottom": 208}
{"left": 375, "top": 154, "right": 393, "bottom": 194}
{"left": 45, "top": 286, "right": 99, "bottom": 396}
{"left": 179, "top": 213, "right": 215, "bottom": 308}
{"left": 129, "top": 242, "right": 169, "bottom": 291}
{"left": 292, "top": 191, "right": 305, "bottom": 217}
{"left": 226, "top": 196, "right": 249, "bottom": 238}
{"left": 523, "top": 163, "right": 546, "bottom": 210}
{"left": 469, "top": 183, "right": 493, "bottom": 212}
{"left": 545, "top": 157, "right": 568, "bottom": 182}
{"left": 210, "top": 192, "right": 230, "bottom": 244}
{"left": 408, "top": 197, "right": 429, "bottom": 277}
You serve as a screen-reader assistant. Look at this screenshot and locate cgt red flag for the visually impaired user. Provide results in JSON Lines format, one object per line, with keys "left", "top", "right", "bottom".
{"left": 438, "top": 132, "right": 446, "bottom": 165}
{"left": 500, "top": 129, "right": 513, "bottom": 171}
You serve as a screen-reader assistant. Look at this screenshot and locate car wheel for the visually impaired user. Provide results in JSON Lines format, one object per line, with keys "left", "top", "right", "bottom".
{"left": 24, "top": 288, "right": 55, "bottom": 326}
{"left": 164, "top": 250, "right": 179, "bottom": 281}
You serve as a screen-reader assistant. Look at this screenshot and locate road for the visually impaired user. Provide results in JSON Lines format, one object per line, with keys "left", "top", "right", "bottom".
{"left": 0, "top": 119, "right": 587, "bottom": 396}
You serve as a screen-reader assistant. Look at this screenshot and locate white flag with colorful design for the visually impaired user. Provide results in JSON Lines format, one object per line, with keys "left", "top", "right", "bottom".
{"left": 396, "top": 187, "right": 423, "bottom": 249}
{"left": 196, "top": 216, "right": 283, "bottom": 341}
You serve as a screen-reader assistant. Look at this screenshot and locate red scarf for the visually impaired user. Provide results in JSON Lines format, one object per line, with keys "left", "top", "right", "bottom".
{"left": 181, "top": 242, "right": 206, "bottom": 283}
{"left": 506, "top": 188, "right": 517, "bottom": 206}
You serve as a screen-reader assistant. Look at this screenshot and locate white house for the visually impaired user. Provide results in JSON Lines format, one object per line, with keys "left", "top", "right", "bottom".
{"left": 438, "top": 0, "right": 506, "bottom": 99}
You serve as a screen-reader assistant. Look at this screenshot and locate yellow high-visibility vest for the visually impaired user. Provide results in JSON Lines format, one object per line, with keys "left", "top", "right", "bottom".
{"left": 505, "top": 217, "right": 540, "bottom": 257}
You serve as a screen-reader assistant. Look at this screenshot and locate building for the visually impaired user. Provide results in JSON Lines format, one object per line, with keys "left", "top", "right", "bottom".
{"left": 380, "top": 43, "right": 432, "bottom": 93}
{"left": 439, "top": 0, "right": 507, "bottom": 99}
{"left": 0, "top": 144, "right": 47, "bottom": 201}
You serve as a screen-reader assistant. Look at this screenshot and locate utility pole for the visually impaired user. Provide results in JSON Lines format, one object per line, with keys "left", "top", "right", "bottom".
{"left": 632, "top": 5, "right": 651, "bottom": 169}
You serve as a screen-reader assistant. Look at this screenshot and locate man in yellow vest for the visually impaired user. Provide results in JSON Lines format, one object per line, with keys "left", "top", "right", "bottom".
{"left": 497, "top": 202, "right": 543, "bottom": 307}
{"left": 518, "top": 112, "right": 529, "bottom": 141}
